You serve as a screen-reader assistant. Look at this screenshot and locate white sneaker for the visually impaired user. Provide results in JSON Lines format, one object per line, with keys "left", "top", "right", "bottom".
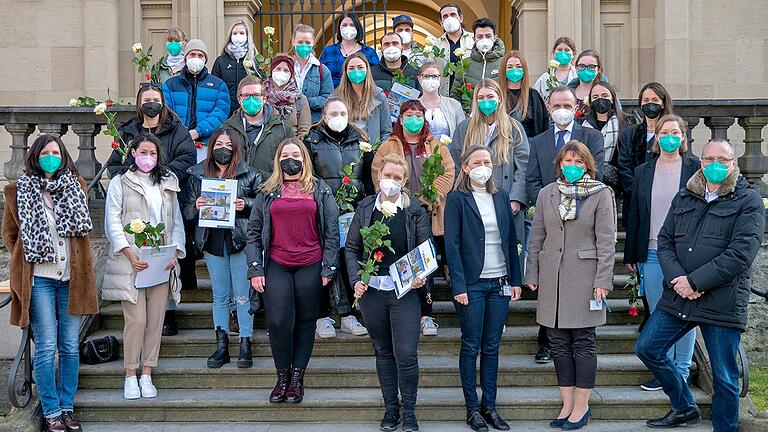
{"left": 139, "top": 375, "right": 157, "bottom": 398}
{"left": 420, "top": 316, "right": 439, "bottom": 336}
{"left": 124, "top": 376, "right": 140, "bottom": 400}
{"left": 340, "top": 315, "right": 368, "bottom": 336}
{"left": 315, "top": 317, "right": 337, "bottom": 339}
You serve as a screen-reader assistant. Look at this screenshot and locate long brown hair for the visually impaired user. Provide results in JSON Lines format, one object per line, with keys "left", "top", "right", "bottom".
{"left": 463, "top": 79, "right": 522, "bottom": 164}
{"left": 204, "top": 128, "right": 243, "bottom": 179}
{"left": 135, "top": 84, "right": 172, "bottom": 129}
{"left": 454, "top": 145, "right": 497, "bottom": 194}
{"left": 261, "top": 138, "right": 317, "bottom": 194}
{"left": 498, "top": 50, "right": 530, "bottom": 120}
{"left": 335, "top": 53, "right": 377, "bottom": 122}
{"left": 392, "top": 100, "right": 432, "bottom": 156}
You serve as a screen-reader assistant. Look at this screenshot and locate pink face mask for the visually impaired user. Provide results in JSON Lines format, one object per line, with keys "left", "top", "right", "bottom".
{"left": 135, "top": 155, "right": 157, "bottom": 172}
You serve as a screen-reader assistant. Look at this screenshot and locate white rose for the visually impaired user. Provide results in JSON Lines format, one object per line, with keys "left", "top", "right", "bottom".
{"left": 380, "top": 201, "right": 399, "bottom": 218}
{"left": 264, "top": 27, "right": 275, "bottom": 36}
{"left": 359, "top": 141, "right": 373, "bottom": 153}
{"left": 131, "top": 42, "right": 143, "bottom": 54}
{"left": 129, "top": 219, "right": 146, "bottom": 234}
{"left": 93, "top": 103, "right": 108, "bottom": 115}
{"left": 439, "top": 134, "right": 452, "bottom": 146}
{"left": 549, "top": 59, "right": 560, "bottom": 68}
{"left": 243, "top": 59, "right": 254, "bottom": 69}
{"left": 453, "top": 48, "right": 465, "bottom": 58}
{"left": 68, "top": 98, "right": 79, "bottom": 107}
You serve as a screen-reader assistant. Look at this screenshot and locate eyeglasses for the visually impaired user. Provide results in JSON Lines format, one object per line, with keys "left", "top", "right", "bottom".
{"left": 702, "top": 157, "right": 734, "bottom": 164}
{"left": 140, "top": 82, "right": 162, "bottom": 89}
{"left": 576, "top": 64, "right": 599, "bottom": 71}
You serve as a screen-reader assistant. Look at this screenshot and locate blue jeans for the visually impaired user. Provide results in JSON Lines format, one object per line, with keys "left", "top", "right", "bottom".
{"left": 205, "top": 249, "right": 253, "bottom": 338}
{"left": 639, "top": 250, "right": 696, "bottom": 380}
{"left": 636, "top": 309, "right": 742, "bottom": 432}
{"left": 455, "top": 278, "right": 510, "bottom": 411}
{"left": 29, "top": 277, "right": 82, "bottom": 419}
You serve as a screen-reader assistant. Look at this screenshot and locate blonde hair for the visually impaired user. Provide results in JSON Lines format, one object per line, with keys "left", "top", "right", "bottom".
{"left": 463, "top": 79, "right": 522, "bottom": 165}
{"left": 261, "top": 138, "right": 317, "bottom": 194}
{"left": 334, "top": 53, "right": 377, "bottom": 122}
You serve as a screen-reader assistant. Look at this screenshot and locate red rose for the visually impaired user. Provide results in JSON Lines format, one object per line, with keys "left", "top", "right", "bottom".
{"left": 343, "top": 176, "right": 351, "bottom": 185}
{"left": 145, "top": 73, "right": 151, "bottom": 80}
{"left": 195, "top": 142, "right": 203, "bottom": 149}
{"left": 628, "top": 306, "right": 639, "bottom": 317}
{"left": 374, "top": 251, "right": 384, "bottom": 262}
{"left": 111, "top": 141, "right": 119, "bottom": 149}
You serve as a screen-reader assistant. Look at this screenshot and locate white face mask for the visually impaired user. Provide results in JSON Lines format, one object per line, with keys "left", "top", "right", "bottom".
{"left": 379, "top": 178, "right": 402, "bottom": 197}
{"left": 476, "top": 38, "right": 494, "bottom": 53}
{"left": 187, "top": 57, "right": 205, "bottom": 74}
{"left": 443, "top": 16, "right": 461, "bottom": 34}
{"left": 397, "top": 31, "right": 413, "bottom": 45}
{"left": 340, "top": 26, "right": 358, "bottom": 41}
{"left": 231, "top": 34, "right": 248, "bottom": 46}
{"left": 327, "top": 115, "right": 348, "bottom": 132}
{"left": 383, "top": 47, "right": 402, "bottom": 62}
{"left": 469, "top": 166, "right": 493, "bottom": 185}
{"left": 272, "top": 70, "right": 291, "bottom": 86}
{"left": 551, "top": 108, "right": 575, "bottom": 126}
{"left": 420, "top": 78, "right": 440, "bottom": 94}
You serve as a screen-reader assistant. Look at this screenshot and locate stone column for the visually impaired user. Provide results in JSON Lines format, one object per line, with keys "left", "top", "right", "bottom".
{"left": 3, "top": 124, "right": 35, "bottom": 182}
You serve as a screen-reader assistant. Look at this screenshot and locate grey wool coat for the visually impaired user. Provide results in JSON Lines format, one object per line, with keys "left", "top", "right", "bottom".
{"left": 524, "top": 182, "right": 616, "bottom": 329}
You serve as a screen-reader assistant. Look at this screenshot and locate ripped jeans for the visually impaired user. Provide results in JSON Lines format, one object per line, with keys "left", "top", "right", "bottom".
{"left": 204, "top": 249, "right": 253, "bottom": 338}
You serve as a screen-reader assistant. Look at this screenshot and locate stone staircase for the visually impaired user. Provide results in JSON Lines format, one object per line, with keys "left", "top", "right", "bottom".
{"left": 75, "top": 232, "right": 712, "bottom": 424}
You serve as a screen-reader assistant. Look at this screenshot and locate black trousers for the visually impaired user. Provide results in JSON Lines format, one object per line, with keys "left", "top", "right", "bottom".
{"left": 546, "top": 327, "right": 597, "bottom": 389}
{"left": 263, "top": 259, "right": 323, "bottom": 369}
{"left": 360, "top": 288, "right": 421, "bottom": 411}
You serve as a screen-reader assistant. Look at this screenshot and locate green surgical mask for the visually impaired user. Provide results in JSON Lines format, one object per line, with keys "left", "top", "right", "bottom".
{"left": 39, "top": 155, "right": 62, "bottom": 175}
{"left": 347, "top": 69, "right": 367, "bottom": 84}
{"left": 478, "top": 99, "right": 498, "bottom": 116}
{"left": 577, "top": 68, "right": 598, "bottom": 83}
{"left": 658, "top": 135, "right": 682, "bottom": 153}
{"left": 505, "top": 68, "right": 524, "bottom": 83}
{"left": 554, "top": 50, "right": 572, "bottom": 66}
{"left": 166, "top": 41, "right": 183, "bottom": 56}
{"left": 703, "top": 161, "right": 729, "bottom": 184}
{"left": 242, "top": 96, "right": 263, "bottom": 116}
{"left": 561, "top": 165, "right": 586, "bottom": 183}
{"left": 402, "top": 117, "right": 425, "bottom": 134}
{"left": 296, "top": 44, "right": 313, "bottom": 59}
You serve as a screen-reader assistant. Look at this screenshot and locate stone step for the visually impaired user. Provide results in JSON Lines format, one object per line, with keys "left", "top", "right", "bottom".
{"left": 100, "top": 299, "right": 642, "bottom": 331}
{"left": 78, "top": 354, "right": 653, "bottom": 390}
{"left": 179, "top": 273, "right": 636, "bottom": 303}
{"left": 80, "top": 421, "right": 714, "bottom": 432}
{"left": 86, "top": 325, "right": 641, "bottom": 358}
{"left": 73, "top": 386, "right": 710, "bottom": 422}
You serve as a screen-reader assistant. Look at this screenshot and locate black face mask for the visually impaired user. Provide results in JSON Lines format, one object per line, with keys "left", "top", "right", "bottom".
{"left": 591, "top": 98, "right": 612, "bottom": 114}
{"left": 641, "top": 102, "right": 663, "bottom": 119}
{"left": 141, "top": 102, "right": 163, "bottom": 118}
{"left": 280, "top": 157, "right": 302, "bottom": 176}
{"left": 212, "top": 148, "right": 233, "bottom": 165}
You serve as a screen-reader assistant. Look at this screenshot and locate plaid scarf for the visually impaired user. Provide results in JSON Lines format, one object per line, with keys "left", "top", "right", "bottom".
{"left": 264, "top": 78, "right": 300, "bottom": 115}
{"left": 556, "top": 175, "right": 608, "bottom": 221}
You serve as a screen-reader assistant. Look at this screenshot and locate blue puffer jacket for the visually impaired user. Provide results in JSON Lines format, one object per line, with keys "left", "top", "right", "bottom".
{"left": 162, "top": 66, "right": 230, "bottom": 143}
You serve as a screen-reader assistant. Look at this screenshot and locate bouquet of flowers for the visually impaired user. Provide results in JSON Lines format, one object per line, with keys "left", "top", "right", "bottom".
{"left": 124, "top": 219, "right": 165, "bottom": 249}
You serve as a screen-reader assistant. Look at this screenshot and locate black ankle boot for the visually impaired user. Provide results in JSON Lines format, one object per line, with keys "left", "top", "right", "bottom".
{"left": 207, "top": 327, "right": 230, "bottom": 368}
{"left": 238, "top": 337, "right": 252, "bottom": 368}
{"left": 162, "top": 310, "right": 178, "bottom": 336}
{"left": 379, "top": 405, "right": 400, "bottom": 431}
{"left": 402, "top": 410, "right": 418, "bottom": 432}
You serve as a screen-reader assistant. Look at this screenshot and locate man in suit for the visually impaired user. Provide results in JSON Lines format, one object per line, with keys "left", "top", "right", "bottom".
{"left": 526, "top": 86, "right": 605, "bottom": 204}
{"left": 525, "top": 85, "right": 604, "bottom": 365}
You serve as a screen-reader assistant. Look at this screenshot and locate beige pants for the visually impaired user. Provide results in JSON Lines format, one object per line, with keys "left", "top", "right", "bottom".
{"left": 121, "top": 283, "right": 169, "bottom": 370}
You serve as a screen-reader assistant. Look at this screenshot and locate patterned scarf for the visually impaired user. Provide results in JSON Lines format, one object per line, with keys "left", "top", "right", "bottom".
{"left": 16, "top": 170, "right": 93, "bottom": 263}
{"left": 264, "top": 77, "right": 300, "bottom": 115}
{"left": 556, "top": 174, "right": 608, "bottom": 221}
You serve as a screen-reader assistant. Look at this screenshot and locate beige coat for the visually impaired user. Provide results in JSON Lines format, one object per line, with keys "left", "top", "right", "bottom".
{"left": 371, "top": 135, "right": 455, "bottom": 236}
{"left": 524, "top": 182, "right": 615, "bottom": 329}
{"left": 102, "top": 171, "right": 184, "bottom": 305}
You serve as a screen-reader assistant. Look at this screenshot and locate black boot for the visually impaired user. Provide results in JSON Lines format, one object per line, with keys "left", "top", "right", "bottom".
{"left": 401, "top": 409, "right": 418, "bottom": 432}
{"left": 238, "top": 337, "right": 252, "bottom": 368}
{"left": 162, "top": 310, "right": 178, "bottom": 336}
{"left": 207, "top": 327, "right": 230, "bottom": 368}
{"left": 379, "top": 405, "right": 400, "bottom": 431}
